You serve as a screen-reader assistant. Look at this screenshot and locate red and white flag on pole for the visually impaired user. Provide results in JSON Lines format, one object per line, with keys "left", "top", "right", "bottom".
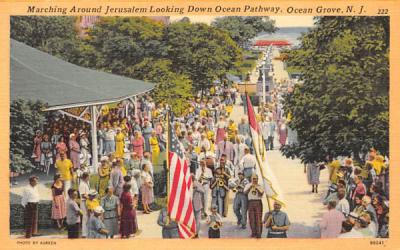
{"left": 246, "top": 94, "right": 285, "bottom": 205}
{"left": 167, "top": 113, "right": 196, "bottom": 238}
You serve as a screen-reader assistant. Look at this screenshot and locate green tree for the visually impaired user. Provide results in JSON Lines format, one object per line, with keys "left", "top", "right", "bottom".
{"left": 10, "top": 99, "right": 46, "bottom": 173}
{"left": 40, "top": 37, "right": 101, "bottom": 69}
{"left": 86, "top": 17, "right": 165, "bottom": 75}
{"left": 10, "top": 16, "right": 77, "bottom": 48}
{"left": 211, "top": 16, "right": 277, "bottom": 48}
{"left": 127, "top": 58, "right": 193, "bottom": 115}
{"left": 165, "top": 22, "right": 242, "bottom": 96}
{"left": 281, "top": 17, "right": 389, "bottom": 163}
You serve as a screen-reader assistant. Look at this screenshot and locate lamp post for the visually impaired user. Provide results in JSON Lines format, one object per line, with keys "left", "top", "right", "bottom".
{"left": 261, "top": 60, "right": 268, "bottom": 105}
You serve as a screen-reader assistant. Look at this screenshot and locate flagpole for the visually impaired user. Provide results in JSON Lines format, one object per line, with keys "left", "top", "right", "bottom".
{"left": 251, "top": 130, "right": 272, "bottom": 212}
{"left": 165, "top": 106, "right": 171, "bottom": 223}
{"left": 246, "top": 93, "right": 272, "bottom": 212}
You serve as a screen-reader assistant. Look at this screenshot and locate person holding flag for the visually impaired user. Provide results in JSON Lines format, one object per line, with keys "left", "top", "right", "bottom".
{"left": 157, "top": 206, "right": 180, "bottom": 239}
{"left": 165, "top": 109, "right": 197, "bottom": 239}
{"left": 244, "top": 93, "right": 286, "bottom": 238}
{"left": 244, "top": 174, "right": 265, "bottom": 238}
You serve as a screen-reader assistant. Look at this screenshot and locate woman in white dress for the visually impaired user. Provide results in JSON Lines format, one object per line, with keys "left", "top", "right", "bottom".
{"left": 141, "top": 164, "right": 154, "bottom": 214}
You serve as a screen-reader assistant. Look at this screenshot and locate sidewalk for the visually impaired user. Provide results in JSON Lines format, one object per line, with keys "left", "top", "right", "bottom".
{"left": 230, "top": 100, "right": 327, "bottom": 238}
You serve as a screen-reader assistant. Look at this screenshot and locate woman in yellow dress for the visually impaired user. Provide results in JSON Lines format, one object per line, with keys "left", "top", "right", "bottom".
{"left": 97, "top": 156, "right": 111, "bottom": 197}
{"left": 210, "top": 86, "right": 216, "bottom": 96}
{"left": 151, "top": 107, "right": 160, "bottom": 120}
{"left": 86, "top": 190, "right": 100, "bottom": 216}
{"left": 149, "top": 131, "right": 160, "bottom": 165}
{"left": 200, "top": 108, "right": 208, "bottom": 118}
{"left": 114, "top": 128, "right": 125, "bottom": 158}
{"left": 227, "top": 119, "right": 238, "bottom": 141}
{"left": 118, "top": 158, "right": 128, "bottom": 177}
{"left": 226, "top": 105, "right": 233, "bottom": 116}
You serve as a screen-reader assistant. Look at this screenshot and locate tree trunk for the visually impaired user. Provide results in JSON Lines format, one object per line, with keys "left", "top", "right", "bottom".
{"left": 353, "top": 151, "right": 364, "bottom": 166}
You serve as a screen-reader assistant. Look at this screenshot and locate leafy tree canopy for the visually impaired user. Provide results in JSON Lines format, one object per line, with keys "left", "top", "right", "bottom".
{"left": 165, "top": 21, "right": 242, "bottom": 93}
{"left": 10, "top": 16, "right": 77, "bottom": 48}
{"left": 10, "top": 99, "right": 46, "bottom": 173}
{"left": 281, "top": 17, "right": 389, "bottom": 163}
{"left": 211, "top": 16, "right": 277, "bottom": 48}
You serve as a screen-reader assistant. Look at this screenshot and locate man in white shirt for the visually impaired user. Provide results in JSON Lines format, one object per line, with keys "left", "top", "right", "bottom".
{"left": 21, "top": 176, "right": 40, "bottom": 238}
{"left": 259, "top": 117, "right": 271, "bottom": 150}
{"left": 240, "top": 147, "right": 257, "bottom": 181}
{"left": 195, "top": 160, "right": 213, "bottom": 217}
{"left": 79, "top": 172, "right": 90, "bottom": 238}
{"left": 336, "top": 189, "right": 350, "bottom": 215}
{"left": 233, "top": 136, "right": 247, "bottom": 167}
{"left": 198, "top": 133, "right": 211, "bottom": 152}
{"left": 244, "top": 174, "right": 264, "bottom": 238}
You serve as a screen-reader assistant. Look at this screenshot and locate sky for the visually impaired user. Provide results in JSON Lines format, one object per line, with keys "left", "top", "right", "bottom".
{"left": 169, "top": 16, "right": 315, "bottom": 27}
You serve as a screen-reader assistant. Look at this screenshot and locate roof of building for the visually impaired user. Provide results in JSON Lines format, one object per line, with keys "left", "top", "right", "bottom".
{"left": 254, "top": 40, "right": 291, "bottom": 47}
{"left": 10, "top": 39, "right": 155, "bottom": 110}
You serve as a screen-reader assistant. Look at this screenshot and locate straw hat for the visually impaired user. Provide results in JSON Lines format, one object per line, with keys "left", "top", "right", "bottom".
{"left": 89, "top": 189, "right": 98, "bottom": 196}
{"left": 94, "top": 206, "right": 104, "bottom": 214}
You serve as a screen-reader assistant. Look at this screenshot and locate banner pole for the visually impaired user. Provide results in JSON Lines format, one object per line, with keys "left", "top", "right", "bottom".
{"left": 166, "top": 106, "right": 171, "bottom": 222}
{"left": 246, "top": 94, "right": 272, "bottom": 212}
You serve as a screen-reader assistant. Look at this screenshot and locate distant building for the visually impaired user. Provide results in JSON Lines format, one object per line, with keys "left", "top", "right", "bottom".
{"left": 253, "top": 40, "right": 291, "bottom": 50}
{"left": 148, "top": 16, "right": 170, "bottom": 25}
{"left": 76, "top": 16, "right": 170, "bottom": 36}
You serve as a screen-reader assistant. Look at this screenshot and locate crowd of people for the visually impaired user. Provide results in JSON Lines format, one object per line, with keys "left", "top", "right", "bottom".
{"left": 20, "top": 76, "right": 389, "bottom": 239}
{"left": 315, "top": 150, "right": 390, "bottom": 238}
{"left": 22, "top": 81, "right": 297, "bottom": 239}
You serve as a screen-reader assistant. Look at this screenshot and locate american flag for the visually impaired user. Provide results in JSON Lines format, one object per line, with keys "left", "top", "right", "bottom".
{"left": 167, "top": 112, "right": 196, "bottom": 238}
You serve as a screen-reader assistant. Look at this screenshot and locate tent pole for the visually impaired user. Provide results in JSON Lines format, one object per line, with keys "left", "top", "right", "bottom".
{"left": 91, "top": 105, "right": 98, "bottom": 172}
{"left": 134, "top": 96, "right": 138, "bottom": 120}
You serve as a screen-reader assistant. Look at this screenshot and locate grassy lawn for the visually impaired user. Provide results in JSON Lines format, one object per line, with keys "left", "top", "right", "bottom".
{"left": 229, "top": 50, "right": 261, "bottom": 78}
{"left": 285, "top": 65, "right": 302, "bottom": 75}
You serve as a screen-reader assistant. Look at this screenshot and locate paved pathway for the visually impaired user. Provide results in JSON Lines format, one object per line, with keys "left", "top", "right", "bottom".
{"left": 230, "top": 100, "right": 328, "bottom": 238}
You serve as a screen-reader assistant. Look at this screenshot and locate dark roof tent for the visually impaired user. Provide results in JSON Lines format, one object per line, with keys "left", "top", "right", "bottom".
{"left": 10, "top": 39, "right": 156, "bottom": 111}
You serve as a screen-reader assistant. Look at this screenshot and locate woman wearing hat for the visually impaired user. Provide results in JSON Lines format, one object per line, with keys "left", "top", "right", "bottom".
{"left": 109, "top": 161, "right": 124, "bottom": 197}
{"left": 69, "top": 133, "right": 80, "bottom": 169}
{"left": 142, "top": 121, "right": 153, "bottom": 152}
{"left": 86, "top": 190, "right": 100, "bottom": 217}
{"left": 114, "top": 128, "right": 125, "bottom": 158}
{"left": 215, "top": 116, "right": 227, "bottom": 144}
{"left": 149, "top": 130, "right": 160, "bottom": 165}
{"left": 227, "top": 120, "right": 237, "bottom": 142}
{"left": 131, "top": 131, "right": 145, "bottom": 159}
{"left": 141, "top": 163, "right": 154, "bottom": 214}
{"left": 32, "top": 130, "right": 42, "bottom": 169}
{"left": 87, "top": 206, "right": 109, "bottom": 239}
{"left": 80, "top": 132, "right": 91, "bottom": 166}
{"left": 101, "top": 187, "right": 120, "bottom": 238}
{"left": 40, "top": 134, "right": 53, "bottom": 173}
{"left": 98, "top": 156, "right": 111, "bottom": 198}
{"left": 278, "top": 120, "right": 288, "bottom": 146}
{"left": 51, "top": 174, "right": 66, "bottom": 230}
{"left": 55, "top": 136, "right": 68, "bottom": 161}
{"left": 307, "top": 162, "right": 321, "bottom": 193}
{"left": 120, "top": 184, "right": 138, "bottom": 238}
